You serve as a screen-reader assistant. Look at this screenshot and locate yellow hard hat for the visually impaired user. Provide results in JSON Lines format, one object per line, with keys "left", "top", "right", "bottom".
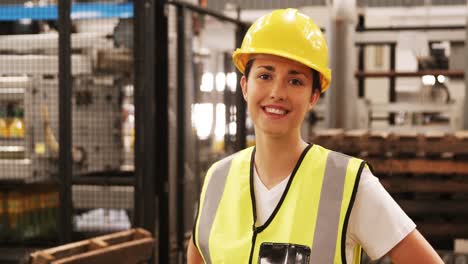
{"left": 232, "top": 8, "right": 331, "bottom": 92}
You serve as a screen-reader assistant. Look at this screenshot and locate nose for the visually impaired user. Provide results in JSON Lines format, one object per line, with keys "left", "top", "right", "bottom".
{"left": 270, "top": 80, "right": 286, "bottom": 100}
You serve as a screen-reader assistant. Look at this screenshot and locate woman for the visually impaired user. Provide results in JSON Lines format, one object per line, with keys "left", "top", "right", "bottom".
{"left": 188, "top": 8, "right": 443, "bottom": 264}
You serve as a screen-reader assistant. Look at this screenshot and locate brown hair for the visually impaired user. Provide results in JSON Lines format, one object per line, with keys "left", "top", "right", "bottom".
{"left": 243, "top": 58, "right": 322, "bottom": 93}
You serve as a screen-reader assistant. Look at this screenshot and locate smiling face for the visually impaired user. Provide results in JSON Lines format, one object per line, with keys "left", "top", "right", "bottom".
{"left": 241, "top": 54, "right": 320, "bottom": 140}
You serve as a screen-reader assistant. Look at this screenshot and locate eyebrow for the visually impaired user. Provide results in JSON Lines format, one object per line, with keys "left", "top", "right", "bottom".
{"left": 288, "top": 70, "right": 308, "bottom": 78}
{"left": 257, "top": 65, "right": 274, "bottom": 71}
{"left": 257, "top": 65, "right": 308, "bottom": 78}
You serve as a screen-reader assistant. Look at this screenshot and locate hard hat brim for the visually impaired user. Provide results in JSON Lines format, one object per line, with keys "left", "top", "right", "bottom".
{"left": 233, "top": 48, "right": 331, "bottom": 93}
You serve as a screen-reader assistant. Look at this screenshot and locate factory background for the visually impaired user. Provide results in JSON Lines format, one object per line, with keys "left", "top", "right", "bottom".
{"left": 0, "top": 0, "right": 467, "bottom": 263}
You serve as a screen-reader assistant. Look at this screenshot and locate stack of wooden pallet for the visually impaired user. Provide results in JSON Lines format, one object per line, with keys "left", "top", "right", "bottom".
{"left": 361, "top": 250, "right": 468, "bottom": 264}
{"left": 311, "top": 130, "right": 468, "bottom": 159}
{"left": 310, "top": 130, "right": 468, "bottom": 248}
{"left": 29, "top": 228, "right": 154, "bottom": 264}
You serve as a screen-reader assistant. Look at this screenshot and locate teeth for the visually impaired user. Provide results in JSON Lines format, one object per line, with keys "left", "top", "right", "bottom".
{"left": 264, "top": 107, "right": 286, "bottom": 115}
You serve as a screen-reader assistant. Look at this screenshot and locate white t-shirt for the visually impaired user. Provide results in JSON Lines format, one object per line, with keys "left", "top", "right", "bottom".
{"left": 253, "top": 167, "right": 416, "bottom": 262}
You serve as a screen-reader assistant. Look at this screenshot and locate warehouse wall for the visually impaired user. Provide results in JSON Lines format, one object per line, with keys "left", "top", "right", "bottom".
{"left": 363, "top": 5, "right": 466, "bottom": 130}
{"left": 209, "top": 3, "right": 466, "bottom": 131}
{"left": 206, "top": 0, "right": 466, "bottom": 11}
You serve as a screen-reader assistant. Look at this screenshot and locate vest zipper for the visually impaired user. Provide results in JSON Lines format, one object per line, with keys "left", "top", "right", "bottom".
{"left": 248, "top": 226, "right": 258, "bottom": 264}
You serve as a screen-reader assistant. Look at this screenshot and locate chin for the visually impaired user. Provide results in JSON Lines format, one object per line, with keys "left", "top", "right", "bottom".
{"left": 261, "top": 128, "right": 289, "bottom": 138}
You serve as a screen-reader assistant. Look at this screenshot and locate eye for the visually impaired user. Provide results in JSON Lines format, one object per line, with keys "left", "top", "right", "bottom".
{"left": 289, "top": 78, "right": 304, "bottom": 86}
{"left": 258, "top": 73, "right": 271, "bottom": 80}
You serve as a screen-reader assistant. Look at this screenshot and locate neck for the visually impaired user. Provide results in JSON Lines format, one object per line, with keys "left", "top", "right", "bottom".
{"left": 254, "top": 132, "right": 309, "bottom": 189}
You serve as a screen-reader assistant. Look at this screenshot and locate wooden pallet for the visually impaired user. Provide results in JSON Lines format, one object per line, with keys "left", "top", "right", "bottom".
{"left": 389, "top": 131, "right": 423, "bottom": 158}
{"left": 310, "top": 129, "right": 468, "bottom": 160}
{"left": 361, "top": 250, "right": 468, "bottom": 264}
{"left": 311, "top": 129, "right": 468, "bottom": 248}
{"left": 454, "top": 131, "right": 468, "bottom": 158}
{"left": 366, "top": 131, "right": 390, "bottom": 157}
{"left": 367, "top": 158, "right": 468, "bottom": 175}
{"left": 424, "top": 131, "right": 454, "bottom": 157}
{"left": 380, "top": 178, "right": 468, "bottom": 193}
{"left": 310, "top": 129, "right": 344, "bottom": 151}
{"left": 30, "top": 228, "right": 154, "bottom": 264}
{"left": 341, "top": 129, "right": 368, "bottom": 156}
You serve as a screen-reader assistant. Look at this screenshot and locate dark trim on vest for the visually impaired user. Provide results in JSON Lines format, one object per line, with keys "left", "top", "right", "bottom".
{"left": 366, "top": 161, "right": 376, "bottom": 177}
{"left": 360, "top": 247, "right": 364, "bottom": 263}
{"left": 254, "top": 144, "right": 313, "bottom": 233}
{"left": 248, "top": 144, "right": 313, "bottom": 263}
{"left": 248, "top": 147, "right": 257, "bottom": 264}
{"left": 341, "top": 161, "right": 366, "bottom": 264}
{"left": 250, "top": 147, "right": 257, "bottom": 224}
{"left": 248, "top": 229, "right": 258, "bottom": 264}
{"left": 192, "top": 198, "right": 200, "bottom": 251}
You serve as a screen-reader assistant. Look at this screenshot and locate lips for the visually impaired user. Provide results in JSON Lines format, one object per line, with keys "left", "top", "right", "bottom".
{"left": 262, "top": 105, "right": 289, "bottom": 116}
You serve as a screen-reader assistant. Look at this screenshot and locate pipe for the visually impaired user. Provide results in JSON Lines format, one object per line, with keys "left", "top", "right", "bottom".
{"left": 326, "top": 0, "right": 358, "bottom": 129}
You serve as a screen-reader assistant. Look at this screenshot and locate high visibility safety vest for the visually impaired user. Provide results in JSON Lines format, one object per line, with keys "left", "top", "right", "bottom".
{"left": 193, "top": 144, "right": 366, "bottom": 264}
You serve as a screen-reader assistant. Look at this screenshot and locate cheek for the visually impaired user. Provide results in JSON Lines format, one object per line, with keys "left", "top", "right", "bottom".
{"left": 245, "top": 92, "right": 256, "bottom": 111}
{"left": 294, "top": 98, "right": 313, "bottom": 117}
{"left": 246, "top": 86, "right": 262, "bottom": 102}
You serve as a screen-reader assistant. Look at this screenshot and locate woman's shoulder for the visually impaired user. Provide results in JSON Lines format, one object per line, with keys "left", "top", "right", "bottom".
{"left": 349, "top": 168, "right": 416, "bottom": 259}
{"left": 310, "top": 144, "right": 362, "bottom": 159}
{"left": 206, "top": 146, "right": 255, "bottom": 174}
{"left": 217, "top": 146, "right": 254, "bottom": 164}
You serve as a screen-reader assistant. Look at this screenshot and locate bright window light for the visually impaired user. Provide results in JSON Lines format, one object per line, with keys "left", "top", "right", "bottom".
{"left": 226, "top": 72, "right": 237, "bottom": 92}
{"left": 421, "top": 75, "right": 435, "bottom": 86}
{"left": 192, "top": 103, "right": 213, "bottom": 140}
{"left": 229, "top": 121, "right": 236, "bottom": 136}
{"left": 0, "top": 76, "right": 29, "bottom": 82}
{"left": 200, "top": 72, "right": 214, "bottom": 92}
{"left": 437, "top": 75, "right": 446, "bottom": 83}
{"left": 19, "top": 19, "right": 32, "bottom": 25}
{"left": 214, "top": 104, "right": 226, "bottom": 140}
{"left": 230, "top": 105, "right": 236, "bottom": 115}
{"left": 215, "top": 72, "right": 226, "bottom": 92}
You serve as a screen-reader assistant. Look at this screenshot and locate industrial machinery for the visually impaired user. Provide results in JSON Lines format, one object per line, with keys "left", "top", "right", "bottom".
{"left": 0, "top": 3, "right": 135, "bottom": 247}
{"left": 353, "top": 24, "right": 466, "bottom": 132}
{"left": 0, "top": 33, "right": 127, "bottom": 181}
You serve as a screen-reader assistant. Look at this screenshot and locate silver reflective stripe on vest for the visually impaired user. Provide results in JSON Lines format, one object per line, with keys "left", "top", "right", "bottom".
{"left": 310, "top": 151, "right": 351, "bottom": 264}
{"left": 198, "top": 155, "right": 234, "bottom": 264}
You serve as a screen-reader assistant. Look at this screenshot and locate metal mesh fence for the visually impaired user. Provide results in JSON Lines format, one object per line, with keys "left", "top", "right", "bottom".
{"left": 0, "top": 2, "right": 63, "bottom": 258}
{"left": 189, "top": 14, "right": 239, "bottom": 187}
{"left": 359, "top": 0, "right": 467, "bottom": 6}
{"left": 206, "top": 0, "right": 327, "bottom": 11}
{"left": 0, "top": 4, "right": 61, "bottom": 249}
{"left": 0, "top": 1, "right": 134, "bottom": 259}
{"left": 165, "top": 3, "right": 249, "bottom": 261}
{"left": 69, "top": 1, "right": 134, "bottom": 240}
{"left": 207, "top": 0, "right": 466, "bottom": 10}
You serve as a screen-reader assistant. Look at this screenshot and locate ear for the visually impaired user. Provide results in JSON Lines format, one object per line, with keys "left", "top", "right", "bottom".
{"left": 308, "top": 90, "right": 321, "bottom": 110}
{"left": 240, "top": 75, "right": 248, "bottom": 101}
